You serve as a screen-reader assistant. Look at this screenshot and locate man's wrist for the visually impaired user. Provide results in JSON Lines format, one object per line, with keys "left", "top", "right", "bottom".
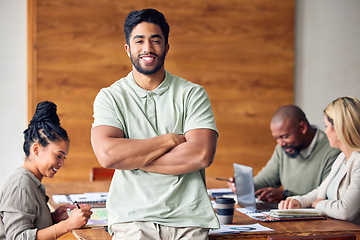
{"left": 283, "top": 189, "right": 291, "bottom": 198}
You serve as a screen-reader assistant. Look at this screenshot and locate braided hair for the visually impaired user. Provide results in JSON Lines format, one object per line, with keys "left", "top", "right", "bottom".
{"left": 23, "top": 101, "right": 69, "bottom": 157}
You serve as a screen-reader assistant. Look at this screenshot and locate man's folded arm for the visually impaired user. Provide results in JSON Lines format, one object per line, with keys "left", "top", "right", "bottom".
{"left": 140, "top": 128, "right": 218, "bottom": 175}
{"left": 91, "top": 125, "right": 186, "bottom": 170}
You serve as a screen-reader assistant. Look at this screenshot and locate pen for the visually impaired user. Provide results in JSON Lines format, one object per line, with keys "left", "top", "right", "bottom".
{"left": 74, "top": 201, "right": 81, "bottom": 209}
{"left": 215, "top": 178, "right": 231, "bottom": 182}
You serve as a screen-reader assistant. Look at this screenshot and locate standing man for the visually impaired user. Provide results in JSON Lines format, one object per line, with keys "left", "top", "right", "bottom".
{"left": 91, "top": 9, "right": 219, "bottom": 239}
{"left": 228, "top": 105, "right": 340, "bottom": 203}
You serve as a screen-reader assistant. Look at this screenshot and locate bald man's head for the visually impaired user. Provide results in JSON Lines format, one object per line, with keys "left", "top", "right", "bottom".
{"left": 270, "top": 105, "right": 312, "bottom": 158}
{"left": 271, "top": 105, "right": 309, "bottom": 126}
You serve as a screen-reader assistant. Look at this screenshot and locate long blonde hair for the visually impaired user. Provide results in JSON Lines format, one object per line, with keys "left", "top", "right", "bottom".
{"left": 324, "top": 96, "right": 360, "bottom": 152}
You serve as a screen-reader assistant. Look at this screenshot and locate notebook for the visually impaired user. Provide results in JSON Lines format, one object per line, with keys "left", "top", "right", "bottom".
{"left": 268, "top": 209, "right": 322, "bottom": 218}
{"left": 262, "top": 209, "right": 326, "bottom": 222}
{"left": 233, "top": 163, "right": 278, "bottom": 212}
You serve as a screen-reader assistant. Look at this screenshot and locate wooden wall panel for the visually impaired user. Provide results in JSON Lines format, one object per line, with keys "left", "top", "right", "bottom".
{"left": 28, "top": 0, "right": 294, "bottom": 184}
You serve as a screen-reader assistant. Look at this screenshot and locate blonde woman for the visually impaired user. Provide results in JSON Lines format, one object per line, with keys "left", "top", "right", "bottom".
{"left": 279, "top": 96, "right": 360, "bottom": 225}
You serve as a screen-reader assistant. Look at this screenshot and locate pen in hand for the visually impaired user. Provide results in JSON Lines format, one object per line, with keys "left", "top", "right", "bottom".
{"left": 74, "top": 201, "right": 81, "bottom": 209}
{"left": 216, "top": 177, "right": 231, "bottom": 182}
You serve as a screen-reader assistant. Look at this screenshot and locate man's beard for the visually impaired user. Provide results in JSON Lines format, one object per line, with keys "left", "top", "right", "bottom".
{"left": 282, "top": 145, "right": 303, "bottom": 158}
{"left": 130, "top": 51, "right": 166, "bottom": 75}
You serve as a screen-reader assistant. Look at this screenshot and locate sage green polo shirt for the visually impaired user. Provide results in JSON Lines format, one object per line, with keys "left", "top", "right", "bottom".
{"left": 92, "top": 71, "right": 220, "bottom": 234}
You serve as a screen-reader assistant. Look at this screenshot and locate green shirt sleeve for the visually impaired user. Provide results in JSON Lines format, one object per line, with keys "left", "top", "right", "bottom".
{"left": 254, "top": 147, "right": 282, "bottom": 191}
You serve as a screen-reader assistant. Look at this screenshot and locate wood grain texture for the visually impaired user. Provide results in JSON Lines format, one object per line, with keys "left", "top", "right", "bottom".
{"left": 29, "top": 0, "right": 294, "bottom": 184}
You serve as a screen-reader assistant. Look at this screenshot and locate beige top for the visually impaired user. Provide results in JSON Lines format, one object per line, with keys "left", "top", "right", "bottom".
{"left": 294, "top": 151, "right": 360, "bottom": 225}
{"left": 0, "top": 167, "right": 53, "bottom": 239}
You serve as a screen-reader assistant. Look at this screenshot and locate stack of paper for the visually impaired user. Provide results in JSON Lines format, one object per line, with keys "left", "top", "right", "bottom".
{"left": 268, "top": 209, "right": 322, "bottom": 218}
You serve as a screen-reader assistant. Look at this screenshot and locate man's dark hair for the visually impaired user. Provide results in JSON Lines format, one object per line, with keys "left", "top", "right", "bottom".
{"left": 271, "top": 105, "right": 310, "bottom": 126}
{"left": 124, "top": 8, "right": 170, "bottom": 46}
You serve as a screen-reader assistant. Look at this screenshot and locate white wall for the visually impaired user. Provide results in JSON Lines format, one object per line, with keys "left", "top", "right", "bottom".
{"left": 0, "top": 0, "right": 27, "bottom": 189}
{"left": 295, "top": 0, "right": 360, "bottom": 130}
{"left": 1, "top": 0, "right": 360, "bottom": 188}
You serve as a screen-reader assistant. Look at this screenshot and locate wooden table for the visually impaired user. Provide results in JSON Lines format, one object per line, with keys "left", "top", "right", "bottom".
{"left": 45, "top": 178, "right": 360, "bottom": 239}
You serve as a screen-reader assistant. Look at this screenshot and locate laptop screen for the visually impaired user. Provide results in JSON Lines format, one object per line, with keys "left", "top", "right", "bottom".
{"left": 233, "top": 163, "right": 257, "bottom": 211}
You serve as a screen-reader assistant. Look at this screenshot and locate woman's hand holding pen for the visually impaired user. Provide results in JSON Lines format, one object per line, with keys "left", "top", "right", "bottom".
{"left": 49, "top": 203, "right": 92, "bottom": 238}
{"left": 52, "top": 205, "right": 75, "bottom": 222}
{"left": 66, "top": 203, "right": 93, "bottom": 229}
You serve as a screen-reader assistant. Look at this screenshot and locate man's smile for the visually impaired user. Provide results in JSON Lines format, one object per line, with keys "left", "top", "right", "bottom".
{"left": 140, "top": 55, "right": 156, "bottom": 64}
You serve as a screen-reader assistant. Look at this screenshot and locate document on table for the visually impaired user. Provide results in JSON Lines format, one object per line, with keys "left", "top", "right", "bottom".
{"left": 237, "top": 208, "right": 326, "bottom": 222}
{"left": 268, "top": 209, "right": 322, "bottom": 217}
{"left": 237, "top": 208, "right": 270, "bottom": 221}
{"left": 84, "top": 208, "right": 108, "bottom": 228}
{"left": 52, "top": 192, "right": 108, "bottom": 204}
{"left": 209, "top": 223, "right": 274, "bottom": 234}
{"left": 207, "top": 188, "right": 234, "bottom": 198}
{"left": 67, "top": 207, "right": 108, "bottom": 228}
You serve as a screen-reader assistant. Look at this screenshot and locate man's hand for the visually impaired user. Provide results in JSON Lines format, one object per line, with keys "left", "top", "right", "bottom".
{"left": 278, "top": 198, "right": 301, "bottom": 209}
{"left": 227, "top": 177, "right": 236, "bottom": 193}
{"left": 140, "top": 129, "right": 217, "bottom": 175}
{"left": 255, "top": 187, "right": 285, "bottom": 203}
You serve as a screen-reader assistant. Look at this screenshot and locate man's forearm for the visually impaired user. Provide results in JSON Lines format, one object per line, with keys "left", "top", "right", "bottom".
{"left": 91, "top": 126, "right": 185, "bottom": 170}
{"left": 101, "top": 137, "right": 174, "bottom": 169}
{"left": 140, "top": 142, "right": 215, "bottom": 175}
{"left": 140, "top": 129, "right": 217, "bottom": 175}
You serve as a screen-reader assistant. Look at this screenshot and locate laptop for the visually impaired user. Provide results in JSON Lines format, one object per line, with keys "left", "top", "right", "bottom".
{"left": 233, "top": 163, "right": 278, "bottom": 212}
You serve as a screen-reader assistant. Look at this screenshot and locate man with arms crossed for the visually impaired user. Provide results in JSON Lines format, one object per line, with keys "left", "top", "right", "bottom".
{"left": 91, "top": 8, "right": 219, "bottom": 239}
{"left": 229, "top": 105, "right": 340, "bottom": 203}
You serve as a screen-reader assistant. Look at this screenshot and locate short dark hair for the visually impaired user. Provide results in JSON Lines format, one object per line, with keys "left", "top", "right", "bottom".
{"left": 124, "top": 8, "right": 170, "bottom": 46}
{"left": 23, "top": 101, "right": 69, "bottom": 157}
{"left": 271, "top": 105, "right": 310, "bottom": 126}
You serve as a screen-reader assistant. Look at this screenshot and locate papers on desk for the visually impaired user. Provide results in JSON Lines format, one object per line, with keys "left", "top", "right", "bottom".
{"left": 263, "top": 209, "right": 326, "bottom": 221}
{"left": 52, "top": 192, "right": 108, "bottom": 204}
{"left": 207, "top": 188, "right": 234, "bottom": 198}
{"left": 237, "top": 208, "right": 326, "bottom": 222}
{"left": 237, "top": 208, "right": 270, "bottom": 221}
{"left": 209, "top": 223, "right": 274, "bottom": 234}
{"left": 268, "top": 209, "right": 322, "bottom": 218}
{"left": 67, "top": 207, "right": 108, "bottom": 228}
{"left": 85, "top": 208, "right": 108, "bottom": 228}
